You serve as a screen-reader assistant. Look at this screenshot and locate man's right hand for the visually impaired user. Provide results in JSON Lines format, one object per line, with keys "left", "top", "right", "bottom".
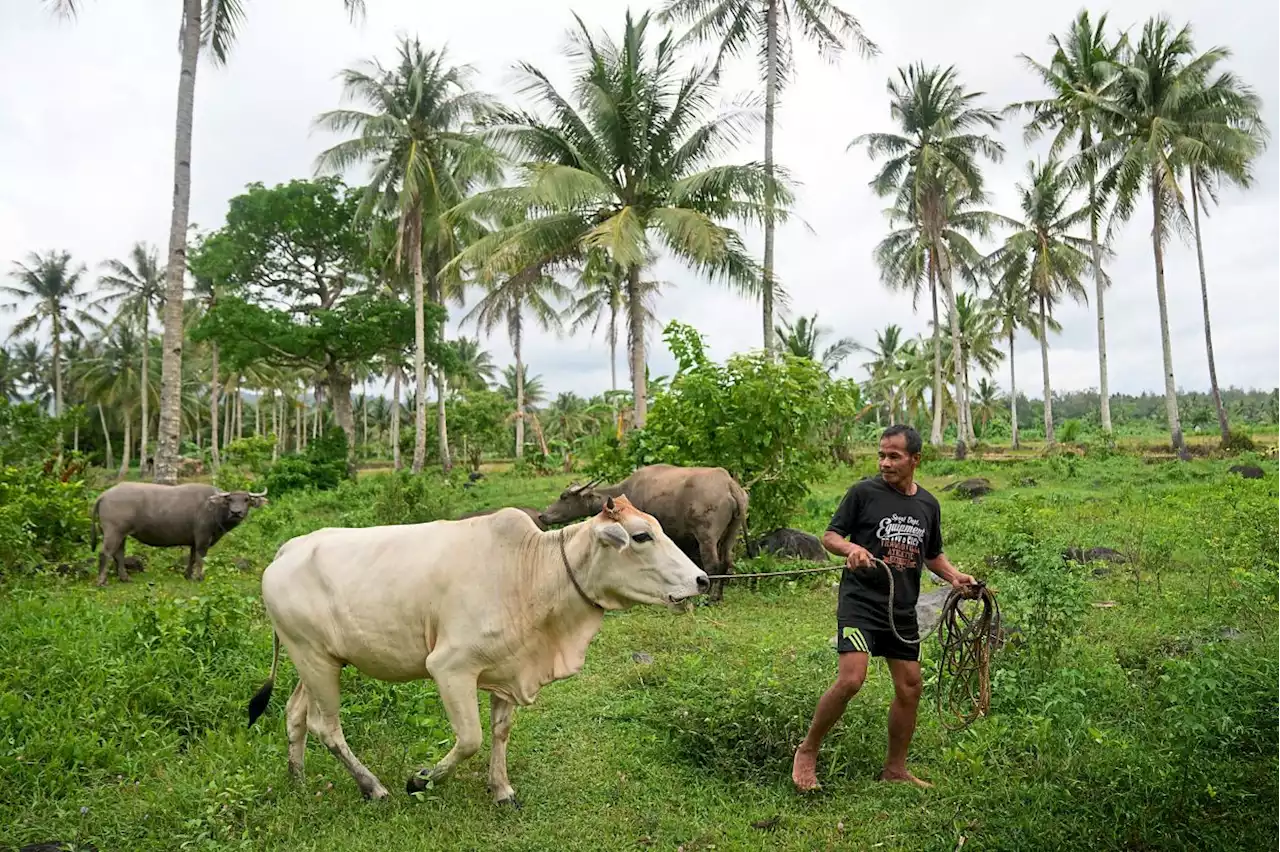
{"left": 844, "top": 544, "right": 874, "bottom": 570}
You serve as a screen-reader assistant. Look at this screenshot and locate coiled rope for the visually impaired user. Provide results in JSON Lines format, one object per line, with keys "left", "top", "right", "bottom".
{"left": 705, "top": 557, "right": 1001, "bottom": 729}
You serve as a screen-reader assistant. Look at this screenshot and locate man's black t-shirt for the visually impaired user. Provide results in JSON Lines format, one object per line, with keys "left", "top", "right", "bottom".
{"left": 826, "top": 475, "right": 943, "bottom": 637}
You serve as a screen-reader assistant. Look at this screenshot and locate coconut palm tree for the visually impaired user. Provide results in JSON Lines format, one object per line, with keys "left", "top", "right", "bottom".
{"left": 775, "top": 313, "right": 857, "bottom": 374}
{"left": 853, "top": 324, "right": 907, "bottom": 423}
{"left": 1011, "top": 10, "right": 1127, "bottom": 436}
{"left": 94, "top": 243, "right": 165, "bottom": 470}
{"left": 566, "top": 248, "right": 665, "bottom": 392}
{"left": 972, "top": 376, "right": 1001, "bottom": 437}
{"left": 45, "top": 0, "right": 368, "bottom": 485}
{"left": 853, "top": 65, "right": 1005, "bottom": 456}
{"left": 0, "top": 346, "right": 20, "bottom": 402}
{"left": 986, "top": 264, "right": 1054, "bottom": 449}
{"left": 463, "top": 270, "right": 569, "bottom": 458}
{"left": 659, "top": 0, "right": 877, "bottom": 354}
{"left": 447, "top": 336, "right": 498, "bottom": 393}
{"left": 451, "top": 11, "right": 786, "bottom": 429}
{"left": 986, "top": 159, "right": 1091, "bottom": 445}
{"left": 10, "top": 339, "right": 51, "bottom": 407}
{"left": 80, "top": 323, "right": 144, "bottom": 477}
{"left": 934, "top": 291, "right": 1004, "bottom": 438}
{"left": 2, "top": 251, "right": 95, "bottom": 422}
{"left": 1176, "top": 63, "right": 1267, "bottom": 443}
{"left": 1090, "top": 16, "right": 1242, "bottom": 458}
{"left": 314, "top": 36, "right": 500, "bottom": 474}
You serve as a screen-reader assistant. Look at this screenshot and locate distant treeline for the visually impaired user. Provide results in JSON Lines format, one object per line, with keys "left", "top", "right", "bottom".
{"left": 1010, "top": 387, "right": 1278, "bottom": 431}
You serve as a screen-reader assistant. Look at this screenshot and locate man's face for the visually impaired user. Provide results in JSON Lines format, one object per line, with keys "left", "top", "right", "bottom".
{"left": 878, "top": 435, "right": 919, "bottom": 486}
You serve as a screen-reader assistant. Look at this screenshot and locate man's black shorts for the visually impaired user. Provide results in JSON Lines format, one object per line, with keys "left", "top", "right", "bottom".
{"left": 836, "top": 619, "right": 920, "bottom": 661}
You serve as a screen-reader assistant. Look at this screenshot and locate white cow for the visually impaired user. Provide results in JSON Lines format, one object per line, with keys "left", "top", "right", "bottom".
{"left": 246, "top": 495, "right": 709, "bottom": 806}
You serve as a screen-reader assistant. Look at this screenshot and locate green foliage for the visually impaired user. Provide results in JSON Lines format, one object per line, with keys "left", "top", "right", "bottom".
{"left": 1058, "top": 418, "right": 1083, "bottom": 442}
{"left": 1221, "top": 429, "right": 1256, "bottom": 452}
{"left": 262, "top": 428, "right": 350, "bottom": 497}
{"left": 0, "top": 462, "right": 91, "bottom": 573}
{"left": 615, "top": 321, "right": 864, "bottom": 532}
{"left": 447, "top": 389, "right": 510, "bottom": 471}
{"left": 366, "top": 471, "right": 462, "bottom": 527}
{"left": 0, "top": 398, "right": 67, "bottom": 466}
{"left": 989, "top": 533, "right": 1091, "bottom": 671}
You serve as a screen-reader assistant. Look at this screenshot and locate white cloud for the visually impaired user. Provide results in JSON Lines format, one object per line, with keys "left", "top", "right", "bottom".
{"left": 2, "top": 0, "right": 1276, "bottom": 402}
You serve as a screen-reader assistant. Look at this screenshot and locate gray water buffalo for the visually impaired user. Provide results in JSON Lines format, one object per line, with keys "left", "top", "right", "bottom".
{"left": 539, "top": 464, "right": 748, "bottom": 602}
{"left": 456, "top": 506, "right": 548, "bottom": 530}
{"left": 91, "top": 482, "right": 268, "bottom": 586}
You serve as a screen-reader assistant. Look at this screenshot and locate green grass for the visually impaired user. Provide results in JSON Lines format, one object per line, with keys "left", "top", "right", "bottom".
{"left": 2, "top": 453, "right": 1277, "bottom": 851}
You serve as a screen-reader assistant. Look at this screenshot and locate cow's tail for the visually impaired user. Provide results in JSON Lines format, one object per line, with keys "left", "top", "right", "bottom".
{"left": 90, "top": 496, "right": 101, "bottom": 552}
{"left": 247, "top": 631, "right": 281, "bottom": 728}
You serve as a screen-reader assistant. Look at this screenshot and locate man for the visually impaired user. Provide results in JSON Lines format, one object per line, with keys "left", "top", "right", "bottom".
{"left": 791, "top": 424, "right": 975, "bottom": 791}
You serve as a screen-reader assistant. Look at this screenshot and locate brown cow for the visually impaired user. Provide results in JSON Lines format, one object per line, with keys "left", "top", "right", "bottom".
{"left": 539, "top": 464, "right": 748, "bottom": 602}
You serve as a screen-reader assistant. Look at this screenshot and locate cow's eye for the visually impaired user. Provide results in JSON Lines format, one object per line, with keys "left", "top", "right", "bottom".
{"left": 631, "top": 532, "right": 653, "bottom": 544}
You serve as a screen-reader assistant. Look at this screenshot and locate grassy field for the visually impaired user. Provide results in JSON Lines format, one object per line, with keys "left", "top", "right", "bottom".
{"left": 2, "top": 449, "right": 1277, "bottom": 851}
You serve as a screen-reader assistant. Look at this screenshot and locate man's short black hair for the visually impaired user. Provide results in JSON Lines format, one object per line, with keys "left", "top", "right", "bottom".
{"left": 881, "top": 424, "right": 923, "bottom": 455}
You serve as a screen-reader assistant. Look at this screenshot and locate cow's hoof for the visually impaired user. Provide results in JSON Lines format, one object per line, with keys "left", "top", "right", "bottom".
{"left": 496, "top": 795, "right": 522, "bottom": 810}
{"left": 362, "top": 785, "right": 391, "bottom": 801}
{"left": 405, "top": 768, "right": 433, "bottom": 795}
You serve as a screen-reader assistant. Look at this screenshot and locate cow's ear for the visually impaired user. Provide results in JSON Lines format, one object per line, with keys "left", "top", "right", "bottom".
{"left": 250, "top": 495, "right": 269, "bottom": 507}
{"left": 593, "top": 521, "right": 629, "bottom": 550}
{"left": 207, "top": 493, "right": 230, "bottom": 506}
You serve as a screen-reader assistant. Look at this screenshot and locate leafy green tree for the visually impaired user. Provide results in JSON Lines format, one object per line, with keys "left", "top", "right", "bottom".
{"left": 0, "top": 346, "right": 20, "bottom": 402}
{"left": 45, "top": 0, "right": 367, "bottom": 486}
{"left": 659, "top": 0, "right": 877, "bottom": 353}
{"left": 854, "top": 65, "right": 1006, "bottom": 455}
{"left": 2, "top": 251, "right": 94, "bottom": 422}
{"left": 188, "top": 178, "right": 449, "bottom": 474}
{"left": 1012, "top": 10, "right": 1127, "bottom": 435}
{"left": 315, "top": 36, "right": 499, "bottom": 474}
{"left": 447, "top": 336, "right": 497, "bottom": 393}
{"left": 448, "top": 387, "right": 509, "bottom": 471}
{"left": 453, "top": 11, "right": 789, "bottom": 429}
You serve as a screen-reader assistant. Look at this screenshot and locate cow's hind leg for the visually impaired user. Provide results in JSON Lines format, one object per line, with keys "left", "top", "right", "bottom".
{"left": 285, "top": 681, "right": 309, "bottom": 782}
{"left": 297, "top": 653, "right": 389, "bottom": 800}
{"left": 98, "top": 532, "right": 126, "bottom": 586}
{"left": 488, "top": 695, "right": 519, "bottom": 807}
{"left": 408, "top": 658, "right": 482, "bottom": 795}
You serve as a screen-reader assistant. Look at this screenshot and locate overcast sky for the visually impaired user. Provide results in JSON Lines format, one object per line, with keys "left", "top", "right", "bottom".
{"left": 2, "top": 0, "right": 1277, "bottom": 402}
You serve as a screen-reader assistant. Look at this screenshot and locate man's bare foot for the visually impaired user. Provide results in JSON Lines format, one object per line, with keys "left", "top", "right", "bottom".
{"left": 791, "top": 747, "right": 821, "bottom": 792}
{"left": 878, "top": 768, "right": 933, "bottom": 789}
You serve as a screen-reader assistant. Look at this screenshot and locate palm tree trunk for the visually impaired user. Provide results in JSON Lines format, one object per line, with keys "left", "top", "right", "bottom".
{"left": 609, "top": 302, "right": 618, "bottom": 392}
{"left": 222, "top": 376, "right": 233, "bottom": 450}
{"left": 153, "top": 0, "right": 202, "bottom": 486}
{"left": 761, "top": 0, "right": 779, "bottom": 356}
{"left": 271, "top": 391, "right": 279, "bottom": 462}
{"left": 1088, "top": 160, "right": 1113, "bottom": 436}
{"left": 1008, "top": 330, "right": 1019, "bottom": 450}
{"left": 295, "top": 398, "right": 304, "bottom": 454}
{"left": 429, "top": 270, "right": 452, "bottom": 475}
{"left": 928, "top": 261, "right": 944, "bottom": 446}
{"left": 255, "top": 390, "right": 262, "bottom": 437}
{"left": 1190, "top": 173, "right": 1230, "bottom": 443}
{"left": 392, "top": 370, "right": 402, "bottom": 471}
{"left": 514, "top": 316, "right": 525, "bottom": 459}
{"left": 51, "top": 314, "right": 63, "bottom": 420}
{"left": 627, "top": 264, "right": 648, "bottom": 429}
{"left": 1039, "top": 294, "right": 1055, "bottom": 445}
{"left": 236, "top": 378, "right": 244, "bottom": 440}
{"left": 408, "top": 206, "right": 428, "bottom": 474}
{"left": 361, "top": 389, "right": 369, "bottom": 455}
{"left": 936, "top": 244, "right": 968, "bottom": 459}
{"left": 1150, "top": 173, "right": 1187, "bottom": 458}
{"left": 208, "top": 341, "right": 220, "bottom": 473}
{"left": 139, "top": 307, "right": 149, "bottom": 468}
{"left": 118, "top": 418, "right": 131, "bottom": 480}
{"left": 98, "top": 403, "right": 114, "bottom": 471}
{"left": 960, "top": 344, "right": 976, "bottom": 445}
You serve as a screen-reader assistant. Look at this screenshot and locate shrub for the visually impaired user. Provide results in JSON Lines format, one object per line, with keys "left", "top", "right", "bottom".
{"left": 262, "top": 427, "right": 349, "bottom": 497}
{"left": 599, "top": 320, "right": 866, "bottom": 533}
{"left": 0, "top": 462, "right": 92, "bottom": 573}
{"left": 1221, "top": 429, "right": 1256, "bottom": 453}
{"left": 1059, "top": 418, "right": 1083, "bottom": 442}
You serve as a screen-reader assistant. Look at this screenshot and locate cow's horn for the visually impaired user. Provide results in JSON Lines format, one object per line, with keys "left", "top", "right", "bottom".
{"left": 249, "top": 486, "right": 268, "bottom": 497}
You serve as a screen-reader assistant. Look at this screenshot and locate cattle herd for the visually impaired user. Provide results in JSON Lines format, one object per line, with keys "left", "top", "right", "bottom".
{"left": 86, "top": 464, "right": 836, "bottom": 806}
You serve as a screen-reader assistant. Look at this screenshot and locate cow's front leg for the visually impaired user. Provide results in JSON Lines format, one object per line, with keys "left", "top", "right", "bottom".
{"left": 408, "top": 657, "right": 482, "bottom": 795}
{"left": 487, "top": 695, "right": 519, "bottom": 807}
